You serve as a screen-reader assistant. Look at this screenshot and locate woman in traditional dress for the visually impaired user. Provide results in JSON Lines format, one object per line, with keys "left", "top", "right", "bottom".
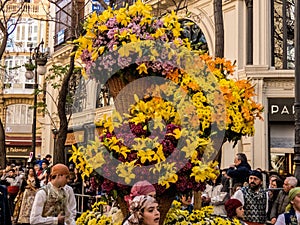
{"left": 122, "top": 195, "right": 160, "bottom": 225}
{"left": 16, "top": 167, "right": 40, "bottom": 224}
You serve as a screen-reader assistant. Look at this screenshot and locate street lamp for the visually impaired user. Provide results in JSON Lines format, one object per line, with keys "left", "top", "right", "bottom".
{"left": 25, "top": 40, "right": 48, "bottom": 164}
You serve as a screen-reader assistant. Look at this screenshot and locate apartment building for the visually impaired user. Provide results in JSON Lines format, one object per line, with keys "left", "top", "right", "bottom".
{"left": 0, "top": 0, "right": 49, "bottom": 165}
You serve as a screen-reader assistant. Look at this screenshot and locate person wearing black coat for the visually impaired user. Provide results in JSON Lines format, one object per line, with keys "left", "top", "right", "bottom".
{"left": 227, "top": 153, "right": 251, "bottom": 186}
{"left": 0, "top": 185, "right": 12, "bottom": 225}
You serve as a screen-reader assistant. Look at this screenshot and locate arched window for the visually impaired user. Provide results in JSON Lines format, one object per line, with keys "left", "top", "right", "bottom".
{"left": 96, "top": 82, "right": 111, "bottom": 108}
{"left": 179, "top": 19, "right": 209, "bottom": 52}
{"left": 272, "top": 0, "right": 294, "bottom": 69}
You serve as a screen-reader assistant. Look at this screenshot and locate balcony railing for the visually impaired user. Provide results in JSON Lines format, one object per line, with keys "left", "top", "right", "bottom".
{"left": 4, "top": 2, "right": 48, "bottom": 16}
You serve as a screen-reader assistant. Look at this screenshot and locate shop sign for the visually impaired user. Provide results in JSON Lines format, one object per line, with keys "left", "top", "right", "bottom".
{"left": 6, "top": 146, "right": 31, "bottom": 156}
{"left": 92, "top": 0, "right": 109, "bottom": 13}
{"left": 65, "top": 130, "right": 85, "bottom": 145}
{"left": 57, "top": 29, "right": 65, "bottom": 45}
{"left": 268, "top": 98, "right": 294, "bottom": 121}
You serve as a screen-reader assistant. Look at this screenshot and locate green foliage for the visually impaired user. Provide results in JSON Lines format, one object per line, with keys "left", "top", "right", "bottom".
{"left": 24, "top": 62, "right": 36, "bottom": 71}
{"left": 44, "top": 64, "right": 83, "bottom": 114}
{"left": 46, "top": 64, "right": 68, "bottom": 89}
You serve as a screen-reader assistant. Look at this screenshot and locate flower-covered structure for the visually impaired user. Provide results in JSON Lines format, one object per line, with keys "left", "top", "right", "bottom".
{"left": 72, "top": 0, "right": 263, "bottom": 223}
{"left": 74, "top": 0, "right": 190, "bottom": 80}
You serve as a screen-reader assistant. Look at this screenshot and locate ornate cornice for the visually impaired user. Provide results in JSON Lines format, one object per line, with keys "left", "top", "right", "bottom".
{"left": 263, "top": 79, "right": 294, "bottom": 90}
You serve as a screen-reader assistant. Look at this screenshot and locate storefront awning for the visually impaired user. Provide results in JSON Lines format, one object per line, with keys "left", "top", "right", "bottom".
{"left": 5, "top": 135, "right": 41, "bottom": 146}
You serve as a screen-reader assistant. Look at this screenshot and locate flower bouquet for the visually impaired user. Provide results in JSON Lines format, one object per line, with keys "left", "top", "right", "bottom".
{"left": 164, "top": 201, "right": 242, "bottom": 225}
{"left": 73, "top": 0, "right": 192, "bottom": 113}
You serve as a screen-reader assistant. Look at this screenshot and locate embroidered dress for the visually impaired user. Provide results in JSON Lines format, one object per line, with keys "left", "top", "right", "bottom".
{"left": 275, "top": 209, "right": 300, "bottom": 225}
{"left": 17, "top": 178, "right": 38, "bottom": 223}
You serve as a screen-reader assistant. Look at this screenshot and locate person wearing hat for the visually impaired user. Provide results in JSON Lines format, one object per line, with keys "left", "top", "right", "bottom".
{"left": 30, "top": 163, "right": 76, "bottom": 225}
{"left": 232, "top": 170, "right": 268, "bottom": 225}
{"left": 125, "top": 180, "right": 156, "bottom": 204}
{"left": 225, "top": 198, "right": 248, "bottom": 224}
{"left": 118, "top": 180, "right": 156, "bottom": 224}
{"left": 274, "top": 187, "right": 300, "bottom": 225}
{"left": 122, "top": 195, "right": 160, "bottom": 225}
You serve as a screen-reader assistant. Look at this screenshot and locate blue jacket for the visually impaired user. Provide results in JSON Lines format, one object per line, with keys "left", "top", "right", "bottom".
{"left": 227, "top": 162, "right": 251, "bottom": 185}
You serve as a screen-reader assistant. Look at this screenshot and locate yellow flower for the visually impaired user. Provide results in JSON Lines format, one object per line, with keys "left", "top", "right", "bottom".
{"left": 118, "top": 29, "right": 129, "bottom": 40}
{"left": 152, "top": 144, "right": 166, "bottom": 162}
{"left": 118, "top": 45, "right": 131, "bottom": 57}
{"left": 129, "top": 34, "right": 138, "bottom": 42}
{"left": 69, "top": 145, "right": 83, "bottom": 163}
{"left": 138, "top": 149, "right": 155, "bottom": 163}
{"left": 85, "top": 12, "right": 98, "bottom": 30}
{"left": 172, "top": 22, "right": 182, "bottom": 37}
{"left": 128, "top": 0, "right": 152, "bottom": 17}
{"left": 98, "top": 7, "right": 113, "bottom": 22}
{"left": 152, "top": 28, "right": 165, "bottom": 39}
{"left": 136, "top": 63, "right": 148, "bottom": 74}
{"left": 91, "top": 50, "right": 98, "bottom": 61}
{"left": 116, "top": 161, "right": 136, "bottom": 184}
{"left": 167, "top": 128, "right": 181, "bottom": 139}
{"left": 98, "top": 24, "right": 108, "bottom": 32}
{"left": 111, "top": 145, "right": 130, "bottom": 158}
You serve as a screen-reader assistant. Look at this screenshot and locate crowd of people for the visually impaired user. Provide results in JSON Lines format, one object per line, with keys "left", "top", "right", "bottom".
{"left": 0, "top": 154, "right": 84, "bottom": 225}
{"left": 1, "top": 152, "right": 300, "bottom": 224}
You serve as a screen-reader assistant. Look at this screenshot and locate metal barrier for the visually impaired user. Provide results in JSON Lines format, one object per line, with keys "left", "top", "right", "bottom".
{"left": 74, "top": 193, "right": 94, "bottom": 215}
{"left": 74, "top": 193, "right": 105, "bottom": 215}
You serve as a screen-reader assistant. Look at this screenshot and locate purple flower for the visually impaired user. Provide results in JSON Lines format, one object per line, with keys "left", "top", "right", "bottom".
{"left": 118, "top": 56, "right": 132, "bottom": 68}
{"left": 107, "top": 28, "right": 118, "bottom": 39}
{"left": 93, "top": 36, "right": 105, "bottom": 47}
{"left": 107, "top": 40, "right": 118, "bottom": 51}
{"left": 128, "top": 22, "right": 141, "bottom": 35}
{"left": 106, "top": 17, "right": 118, "bottom": 28}
{"left": 101, "top": 54, "right": 116, "bottom": 70}
{"left": 153, "top": 20, "right": 163, "bottom": 29}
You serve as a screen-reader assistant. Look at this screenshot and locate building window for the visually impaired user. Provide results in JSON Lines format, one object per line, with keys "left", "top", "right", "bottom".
{"left": 4, "top": 55, "right": 34, "bottom": 89}
{"left": 54, "top": 0, "right": 84, "bottom": 48}
{"left": 6, "top": 18, "right": 38, "bottom": 52}
{"left": 272, "top": 0, "right": 295, "bottom": 69}
{"left": 96, "top": 83, "right": 111, "bottom": 108}
{"left": 6, "top": 104, "right": 33, "bottom": 125}
{"left": 67, "top": 75, "right": 87, "bottom": 114}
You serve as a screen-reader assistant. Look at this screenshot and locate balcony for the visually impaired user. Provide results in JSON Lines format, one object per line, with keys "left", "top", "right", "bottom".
{"left": 4, "top": 2, "right": 48, "bottom": 16}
